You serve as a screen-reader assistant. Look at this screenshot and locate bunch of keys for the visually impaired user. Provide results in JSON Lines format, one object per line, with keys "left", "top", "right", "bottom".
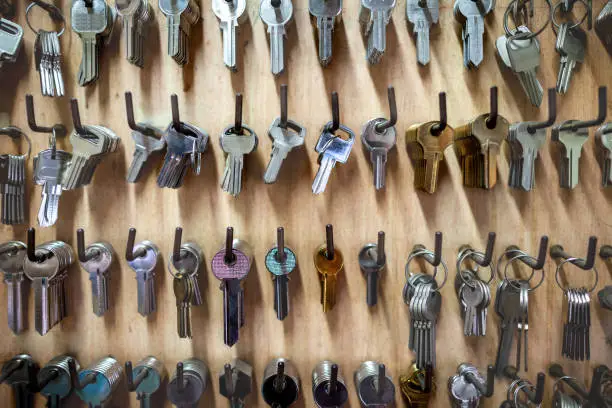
{"left": 309, "top": 0, "right": 342, "bottom": 66}
{"left": 77, "top": 228, "right": 114, "bottom": 317}
{"left": 0, "top": 126, "right": 30, "bottom": 225}
{"left": 0, "top": 241, "right": 27, "bottom": 334}
{"left": 0, "top": 18, "right": 23, "bottom": 68}
{"left": 125, "top": 228, "right": 160, "bottom": 317}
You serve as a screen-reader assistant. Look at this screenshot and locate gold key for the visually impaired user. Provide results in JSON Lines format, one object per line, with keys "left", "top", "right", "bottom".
{"left": 399, "top": 363, "right": 435, "bottom": 407}
{"left": 314, "top": 224, "right": 343, "bottom": 312}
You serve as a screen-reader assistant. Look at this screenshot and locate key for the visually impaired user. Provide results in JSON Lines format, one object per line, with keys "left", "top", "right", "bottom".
{"left": 494, "top": 281, "right": 520, "bottom": 377}
{"left": 265, "top": 227, "right": 297, "bottom": 320}
{"left": 312, "top": 124, "right": 355, "bottom": 194}
{"left": 507, "top": 121, "right": 546, "bottom": 191}
{"left": 167, "top": 360, "right": 209, "bottom": 407}
{"left": 32, "top": 14, "right": 65, "bottom": 98}
{"left": 355, "top": 362, "right": 395, "bottom": 407}
{"left": 127, "top": 126, "right": 166, "bottom": 183}
{"left": 312, "top": 362, "right": 349, "bottom": 408}
{"left": 406, "top": 0, "right": 439, "bottom": 65}
{"left": 551, "top": 120, "right": 588, "bottom": 189}
{"left": 77, "top": 230, "right": 113, "bottom": 317}
{"left": 359, "top": 0, "right": 396, "bottom": 64}
{"left": 459, "top": 281, "right": 484, "bottom": 336}
{"left": 596, "top": 123, "right": 612, "bottom": 187}
{"left": 264, "top": 85, "right": 306, "bottom": 184}
{"left": 126, "top": 229, "right": 160, "bottom": 317}
{"left": 125, "top": 356, "right": 166, "bottom": 407}
{"left": 159, "top": 0, "right": 201, "bottom": 65}
{"left": 596, "top": 1, "right": 612, "bottom": 54}
{"left": 211, "top": 227, "right": 252, "bottom": 347}
{"left": 309, "top": 0, "right": 342, "bottom": 66}
{"left": 398, "top": 364, "right": 434, "bottom": 405}
{"left": 213, "top": 0, "right": 247, "bottom": 71}
{"left": 219, "top": 359, "right": 253, "bottom": 407}
{"left": 0, "top": 126, "right": 29, "bottom": 225}
{"left": 359, "top": 231, "right": 386, "bottom": 306}
{"left": 314, "top": 225, "right": 343, "bottom": 312}
{"left": 33, "top": 149, "right": 71, "bottom": 227}
{"left": 38, "top": 355, "right": 78, "bottom": 408}
{"left": 0, "top": 241, "right": 27, "bottom": 334}
{"left": 0, "top": 18, "right": 23, "bottom": 68}
{"left": 75, "top": 357, "right": 124, "bottom": 407}
{"left": 1, "top": 354, "right": 39, "bottom": 408}
{"left": 260, "top": 0, "right": 293, "bottom": 75}
{"left": 262, "top": 359, "right": 299, "bottom": 407}
{"left": 361, "top": 117, "right": 396, "bottom": 190}
{"left": 116, "top": 0, "right": 152, "bottom": 67}
{"left": 555, "top": 24, "right": 586, "bottom": 95}
{"left": 173, "top": 273, "right": 193, "bottom": 338}
{"left": 454, "top": 0, "right": 494, "bottom": 69}
{"left": 169, "top": 229, "right": 204, "bottom": 307}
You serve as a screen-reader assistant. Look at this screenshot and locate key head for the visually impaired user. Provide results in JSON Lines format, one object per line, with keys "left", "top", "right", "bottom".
{"left": 0, "top": 241, "right": 26, "bottom": 274}
{"left": 361, "top": 118, "right": 397, "bottom": 152}
{"left": 221, "top": 125, "right": 258, "bottom": 155}
{"left": 361, "top": 0, "right": 396, "bottom": 12}
{"left": 127, "top": 241, "right": 159, "bottom": 273}
{"left": 358, "top": 243, "right": 385, "bottom": 274}
{"left": 262, "top": 359, "right": 299, "bottom": 407}
{"left": 314, "top": 244, "right": 343, "bottom": 278}
{"left": 171, "top": 243, "right": 203, "bottom": 275}
{"left": 407, "top": 0, "right": 439, "bottom": 23}
{"left": 132, "top": 365, "right": 164, "bottom": 395}
{"left": 2, "top": 354, "right": 38, "bottom": 389}
{"left": 596, "top": 123, "right": 612, "bottom": 152}
{"left": 173, "top": 273, "right": 192, "bottom": 305}
{"left": 506, "top": 31, "right": 541, "bottom": 73}
{"left": 115, "top": 0, "right": 141, "bottom": 16}
{"left": 23, "top": 252, "right": 60, "bottom": 280}
{"left": 454, "top": 0, "right": 494, "bottom": 19}
{"left": 315, "top": 122, "right": 355, "bottom": 163}
{"left": 470, "top": 113, "right": 509, "bottom": 149}
{"left": 460, "top": 281, "right": 485, "bottom": 307}
{"left": 407, "top": 121, "right": 454, "bottom": 154}
{"left": 448, "top": 373, "right": 481, "bottom": 404}
{"left": 268, "top": 118, "right": 306, "bottom": 149}
{"left": 260, "top": 0, "right": 294, "bottom": 26}
{"left": 159, "top": 0, "right": 189, "bottom": 15}
{"left": 39, "top": 356, "right": 78, "bottom": 399}
{"left": 76, "top": 370, "right": 115, "bottom": 404}
{"left": 33, "top": 149, "right": 71, "bottom": 184}
{"left": 266, "top": 247, "right": 297, "bottom": 277}
{"left": 71, "top": 0, "right": 109, "bottom": 34}
{"left": 558, "top": 24, "right": 586, "bottom": 63}
{"left": 511, "top": 122, "right": 546, "bottom": 152}
{"left": 80, "top": 242, "right": 113, "bottom": 275}
{"left": 132, "top": 128, "right": 166, "bottom": 154}
{"left": 213, "top": 0, "right": 247, "bottom": 21}
{"left": 219, "top": 359, "right": 253, "bottom": 399}
{"left": 309, "top": 0, "right": 342, "bottom": 18}
{"left": 355, "top": 363, "right": 395, "bottom": 407}
{"left": 211, "top": 240, "right": 252, "bottom": 281}
{"left": 167, "top": 372, "right": 206, "bottom": 405}
{"left": 551, "top": 120, "right": 589, "bottom": 146}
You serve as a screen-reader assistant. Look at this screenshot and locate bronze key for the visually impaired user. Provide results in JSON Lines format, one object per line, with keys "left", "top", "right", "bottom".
{"left": 314, "top": 224, "right": 343, "bottom": 312}
{"left": 407, "top": 121, "right": 454, "bottom": 193}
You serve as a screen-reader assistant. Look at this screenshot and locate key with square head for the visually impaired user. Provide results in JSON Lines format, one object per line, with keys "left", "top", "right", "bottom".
{"left": 359, "top": 231, "right": 386, "bottom": 307}
{"left": 312, "top": 362, "right": 348, "bottom": 408}
{"left": 595, "top": 123, "right": 612, "bottom": 187}
{"left": 1, "top": 354, "right": 39, "bottom": 408}
{"left": 359, "top": 0, "right": 395, "bottom": 64}
{"left": 77, "top": 229, "right": 113, "bottom": 317}
{"left": 354, "top": 362, "right": 395, "bottom": 407}
{"left": 220, "top": 359, "right": 253, "bottom": 407}
{"left": 167, "top": 360, "right": 208, "bottom": 407}
{"left": 265, "top": 227, "right": 297, "bottom": 320}
{"left": 0, "top": 18, "right": 23, "bottom": 68}
{"left": 262, "top": 359, "right": 299, "bottom": 407}
{"left": 125, "top": 356, "right": 166, "bottom": 407}
{"left": 406, "top": 0, "right": 439, "bottom": 65}
{"left": 0, "top": 241, "right": 27, "bottom": 334}
{"left": 596, "top": 1, "right": 612, "bottom": 53}
{"left": 213, "top": 0, "right": 247, "bottom": 71}
{"left": 211, "top": 227, "right": 252, "bottom": 347}
{"left": 38, "top": 355, "right": 79, "bottom": 408}
{"left": 507, "top": 122, "right": 546, "bottom": 191}
{"left": 264, "top": 85, "right": 306, "bottom": 184}
{"left": 309, "top": 0, "right": 342, "bottom": 66}
{"left": 555, "top": 23, "right": 586, "bottom": 95}
{"left": 75, "top": 356, "right": 124, "bottom": 408}
{"left": 126, "top": 228, "right": 160, "bottom": 317}
{"left": 260, "top": 0, "right": 293, "bottom": 75}
{"left": 314, "top": 225, "right": 343, "bottom": 312}
{"left": 459, "top": 281, "right": 485, "bottom": 336}
{"left": 312, "top": 122, "right": 355, "bottom": 194}
{"left": 453, "top": 0, "right": 494, "bottom": 69}
{"left": 127, "top": 126, "right": 166, "bottom": 183}
{"left": 552, "top": 120, "right": 588, "bottom": 189}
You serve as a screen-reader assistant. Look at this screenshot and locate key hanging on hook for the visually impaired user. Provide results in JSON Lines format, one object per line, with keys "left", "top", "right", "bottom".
{"left": 125, "top": 361, "right": 150, "bottom": 392}
{"left": 464, "top": 365, "right": 496, "bottom": 398}
{"left": 25, "top": 94, "right": 66, "bottom": 136}
{"left": 170, "top": 94, "right": 181, "bottom": 131}
{"left": 559, "top": 86, "right": 607, "bottom": 132}
{"left": 550, "top": 236, "right": 598, "bottom": 270}
{"left": 26, "top": 228, "right": 52, "bottom": 263}
{"left": 374, "top": 86, "right": 398, "bottom": 133}
{"left": 430, "top": 92, "right": 447, "bottom": 136}
{"left": 527, "top": 88, "right": 557, "bottom": 134}
{"left": 125, "top": 228, "right": 147, "bottom": 261}
{"left": 330, "top": 92, "right": 340, "bottom": 132}
{"left": 234, "top": 93, "right": 243, "bottom": 134}
{"left": 125, "top": 92, "right": 155, "bottom": 136}
{"left": 503, "top": 366, "right": 546, "bottom": 405}
{"left": 173, "top": 227, "right": 183, "bottom": 263}
{"left": 67, "top": 358, "right": 97, "bottom": 391}
{"left": 506, "top": 236, "right": 549, "bottom": 270}
{"left": 486, "top": 86, "right": 498, "bottom": 129}
{"left": 466, "top": 232, "right": 496, "bottom": 267}
{"left": 76, "top": 228, "right": 101, "bottom": 263}
{"left": 414, "top": 231, "right": 443, "bottom": 267}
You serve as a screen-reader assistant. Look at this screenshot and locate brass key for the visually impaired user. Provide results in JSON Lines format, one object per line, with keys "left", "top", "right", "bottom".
{"left": 314, "top": 224, "right": 343, "bottom": 312}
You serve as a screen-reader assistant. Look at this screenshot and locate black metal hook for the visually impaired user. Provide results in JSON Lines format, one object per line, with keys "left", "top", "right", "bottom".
{"left": 430, "top": 92, "right": 447, "bottom": 136}
{"left": 70, "top": 98, "right": 90, "bottom": 136}
{"left": 234, "top": 93, "right": 243, "bottom": 134}
{"left": 223, "top": 364, "right": 234, "bottom": 396}
{"left": 507, "top": 236, "right": 549, "bottom": 270}
{"left": 173, "top": 227, "right": 183, "bottom": 263}
{"left": 330, "top": 92, "right": 340, "bottom": 132}
{"left": 125, "top": 228, "right": 146, "bottom": 262}
{"left": 26, "top": 228, "right": 52, "bottom": 263}
{"left": 176, "top": 362, "right": 186, "bottom": 392}
{"left": 486, "top": 87, "right": 498, "bottom": 129}
{"left": 559, "top": 86, "right": 607, "bottom": 132}
{"left": 125, "top": 361, "right": 150, "bottom": 392}
{"left": 224, "top": 227, "right": 236, "bottom": 265}
{"left": 25, "top": 95, "right": 66, "bottom": 137}
{"left": 124, "top": 92, "right": 155, "bottom": 136}
{"left": 423, "top": 364, "right": 433, "bottom": 393}
{"left": 76, "top": 228, "right": 100, "bottom": 263}
{"left": 276, "top": 227, "right": 286, "bottom": 263}
{"left": 274, "top": 361, "right": 285, "bottom": 393}
{"left": 503, "top": 366, "right": 545, "bottom": 404}
{"left": 464, "top": 365, "right": 495, "bottom": 398}
{"left": 170, "top": 94, "right": 181, "bottom": 131}
{"left": 36, "top": 367, "right": 60, "bottom": 392}
{"left": 375, "top": 86, "right": 398, "bottom": 133}
{"left": 325, "top": 224, "right": 335, "bottom": 261}
{"left": 599, "top": 245, "right": 612, "bottom": 260}
{"left": 550, "top": 236, "right": 598, "bottom": 270}
{"left": 0, "top": 358, "right": 24, "bottom": 384}
{"left": 527, "top": 88, "right": 557, "bottom": 134}
{"left": 271, "top": 0, "right": 281, "bottom": 7}
{"left": 377, "top": 231, "right": 386, "bottom": 265}
{"left": 374, "top": 364, "right": 386, "bottom": 395}
{"left": 68, "top": 358, "right": 96, "bottom": 391}
{"left": 416, "top": 231, "right": 443, "bottom": 267}
{"left": 327, "top": 363, "right": 338, "bottom": 395}
{"left": 467, "top": 232, "right": 496, "bottom": 267}
{"left": 279, "top": 85, "right": 288, "bottom": 129}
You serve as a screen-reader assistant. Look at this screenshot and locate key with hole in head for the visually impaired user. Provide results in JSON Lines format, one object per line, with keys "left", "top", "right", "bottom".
{"left": 266, "top": 227, "right": 297, "bottom": 320}
{"left": 312, "top": 361, "right": 348, "bottom": 408}
{"left": 262, "top": 359, "right": 299, "bottom": 407}
{"left": 260, "top": 0, "right": 293, "bottom": 75}
{"left": 359, "top": 0, "right": 396, "bottom": 64}
{"left": 309, "top": 0, "right": 342, "bottom": 66}
{"left": 38, "top": 355, "right": 79, "bottom": 408}
{"left": 116, "top": 0, "right": 152, "bottom": 67}
{"left": 77, "top": 229, "right": 114, "bottom": 317}
{"left": 555, "top": 23, "right": 586, "bottom": 95}
{"left": 552, "top": 120, "right": 588, "bottom": 189}
{"left": 406, "top": 0, "right": 439, "bottom": 65}
{"left": 126, "top": 228, "right": 159, "bottom": 317}
{"left": 359, "top": 232, "right": 386, "bottom": 307}
{"left": 314, "top": 225, "right": 343, "bottom": 312}
{"left": 507, "top": 121, "right": 546, "bottom": 191}
{"left": 167, "top": 360, "right": 209, "bottom": 408}
{"left": 361, "top": 117, "right": 396, "bottom": 190}
{"left": 211, "top": 227, "right": 252, "bottom": 347}
{"left": 453, "top": 0, "right": 494, "bottom": 69}
{"left": 158, "top": 0, "right": 200, "bottom": 65}
{"left": 0, "top": 241, "right": 27, "bottom": 334}
{"left": 355, "top": 362, "right": 395, "bottom": 407}
{"left": 219, "top": 359, "right": 252, "bottom": 407}
{"left": 213, "top": 0, "right": 247, "bottom": 71}
{"left": 312, "top": 124, "right": 355, "bottom": 194}
{"left": 75, "top": 356, "right": 124, "bottom": 407}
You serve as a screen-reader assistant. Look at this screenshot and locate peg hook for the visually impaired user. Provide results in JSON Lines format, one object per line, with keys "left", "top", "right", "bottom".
{"left": 68, "top": 358, "right": 96, "bottom": 391}
{"left": 234, "top": 93, "right": 243, "bottom": 134}
{"left": 527, "top": 89, "right": 557, "bottom": 134}
{"left": 486, "top": 86, "right": 498, "bottom": 129}
{"left": 125, "top": 228, "right": 146, "bottom": 261}
{"left": 559, "top": 86, "right": 607, "bottom": 132}
{"left": 330, "top": 92, "right": 340, "bottom": 132}
{"left": 464, "top": 365, "right": 495, "bottom": 398}
{"left": 507, "top": 236, "right": 549, "bottom": 270}
{"left": 25, "top": 94, "right": 66, "bottom": 136}
{"left": 325, "top": 224, "right": 335, "bottom": 261}
{"left": 468, "top": 232, "right": 496, "bottom": 267}
{"left": 173, "top": 227, "right": 183, "bottom": 263}
{"left": 224, "top": 227, "right": 236, "bottom": 264}
{"left": 124, "top": 92, "right": 155, "bottom": 136}
{"left": 76, "top": 228, "right": 100, "bottom": 263}
{"left": 276, "top": 227, "right": 286, "bottom": 263}
{"left": 170, "top": 94, "right": 181, "bottom": 130}
{"left": 430, "top": 92, "right": 447, "bottom": 136}
{"left": 375, "top": 86, "right": 398, "bottom": 133}
{"left": 125, "top": 361, "right": 150, "bottom": 392}
{"left": 550, "top": 236, "right": 598, "bottom": 270}
{"left": 279, "top": 84, "right": 288, "bottom": 129}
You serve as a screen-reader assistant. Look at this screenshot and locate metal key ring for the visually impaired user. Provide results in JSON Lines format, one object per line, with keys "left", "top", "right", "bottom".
{"left": 456, "top": 249, "right": 495, "bottom": 288}
{"left": 507, "top": 378, "right": 528, "bottom": 401}
{"left": 555, "top": 257, "right": 599, "bottom": 293}
{"left": 25, "top": 1, "right": 66, "bottom": 37}
{"left": 405, "top": 249, "right": 448, "bottom": 292}
{"left": 167, "top": 253, "right": 199, "bottom": 279}
{"left": 496, "top": 249, "right": 536, "bottom": 282}
{"left": 551, "top": 0, "right": 589, "bottom": 30}
{"left": 514, "top": 382, "right": 541, "bottom": 407}
{"left": 503, "top": 253, "right": 545, "bottom": 291}
{"left": 504, "top": 0, "right": 553, "bottom": 39}
{"left": 0, "top": 127, "right": 32, "bottom": 159}
{"left": 552, "top": 375, "right": 583, "bottom": 395}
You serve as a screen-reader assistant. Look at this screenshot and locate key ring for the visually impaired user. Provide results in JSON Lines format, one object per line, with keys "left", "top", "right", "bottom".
{"left": 456, "top": 249, "right": 495, "bottom": 288}
{"left": 555, "top": 256, "right": 598, "bottom": 293}
{"left": 504, "top": 0, "right": 552, "bottom": 39}
{"left": 167, "top": 252, "right": 199, "bottom": 279}
{"left": 553, "top": 375, "right": 585, "bottom": 395}
{"left": 500, "top": 251, "right": 545, "bottom": 292}
{"left": 405, "top": 249, "right": 448, "bottom": 292}
{"left": 496, "top": 249, "right": 536, "bottom": 282}
{"left": 25, "top": 0, "right": 65, "bottom": 36}
{"left": 514, "top": 382, "right": 541, "bottom": 407}
{"left": 507, "top": 378, "right": 528, "bottom": 401}
{"left": 551, "top": 0, "right": 589, "bottom": 30}
{"left": 0, "top": 127, "right": 32, "bottom": 159}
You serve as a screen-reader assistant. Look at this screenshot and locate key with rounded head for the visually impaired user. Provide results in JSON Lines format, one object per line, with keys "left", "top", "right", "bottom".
{"left": 213, "top": 0, "right": 247, "bottom": 71}
{"left": 266, "top": 227, "right": 297, "bottom": 320}
{"left": 453, "top": 0, "right": 494, "bottom": 69}
{"left": 1, "top": 354, "right": 39, "bottom": 408}
{"left": 314, "top": 225, "right": 343, "bottom": 312}
{"left": 75, "top": 356, "right": 124, "bottom": 408}
{"left": 406, "top": 123, "right": 454, "bottom": 194}
{"left": 309, "top": 0, "right": 342, "bottom": 66}
{"left": 116, "top": 0, "right": 152, "bottom": 67}
{"left": 359, "top": 0, "right": 396, "bottom": 64}
{"left": 219, "top": 359, "right": 253, "bottom": 407}
{"left": 262, "top": 359, "right": 299, "bottom": 407}
{"left": 77, "top": 229, "right": 114, "bottom": 317}
{"left": 169, "top": 227, "right": 204, "bottom": 306}
{"left": 125, "top": 356, "right": 166, "bottom": 407}
{"left": 406, "top": 0, "right": 439, "bottom": 65}
{"left": 0, "top": 241, "right": 27, "bottom": 334}
{"left": 312, "top": 361, "right": 348, "bottom": 408}
{"left": 507, "top": 121, "right": 546, "bottom": 191}
{"left": 158, "top": 0, "right": 200, "bottom": 65}
{"left": 260, "top": 0, "right": 293, "bottom": 75}
{"left": 38, "top": 355, "right": 79, "bottom": 408}
{"left": 551, "top": 120, "right": 588, "bottom": 189}
{"left": 168, "top": 360, "right": 208, "bottom": 407}
{"left": 125, "top": 228, "right": 160, "bottom": 317}
{"left": 359, "top": 231, "right": 386, "bottom": 307}
{"left": 354, "top": 362, "right": 395, "bottom": 407}
{"left": 596, "top": 123, "right": 612, "bottom": 187}
{"left": 211, "top": 227, "right": 252, "bottom": 347}
{"left": 555, "top": 23, "right": 586, "bottom": 95}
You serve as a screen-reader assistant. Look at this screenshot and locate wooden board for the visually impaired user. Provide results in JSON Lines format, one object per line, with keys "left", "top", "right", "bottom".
{"left": 0, "top": 0, "right": 611, "bottom": 406}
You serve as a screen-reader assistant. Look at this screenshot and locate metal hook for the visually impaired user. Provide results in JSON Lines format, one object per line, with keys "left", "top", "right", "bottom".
{"left": 486, "top": 87, "right": 498, "bottom": 129}
{"left": 125, "top": 361, "right": 150, "bottom": 392}
{"left": 70, "top": 98, "right": 90, "bottom": 136}
{"left": 423, "top": 364, "right": 433, "bottom": 393}
{"left": 468, "top": 232, "right": 497, "bottom": 267}
{"left": 327, "top": 363, "right": 338, "bottom": 395}
{"left": 224, "top": 227, "right": 236, "bottom": 264}
{"left": 325, "top": 224, "right": 335, "bottom": 261}
{"left": 331, "top": 92, "right": 340, "bottom": 132}
{"left": 274, "top": 361, "right": 285, "bottom": 393}
{"left": 507, "top": 236, "right": 549, "bottom": 270}
{"left": 550, "top": 236, "right": 598, "bottom": 270}
{"left": 0, "top": 359, "right": 24, "bottom": 384}
{"left": 417, "top": 231, "right": 443, "bottom": 267}
{"left": 124, "top": 92, "right": 155, "bottom": 136}
{"left": 279, "top": 84, "right": 288, "bottom": 129}
{"left": 234, "top": 93, "right": 243, "bottom": 134}
{"left": 170, "top": 94, "right": 181, "bottom": 130}
{"left": 76, "top": 228, "right": 100, "bottom": 263}
{"left": 559, "top": 86, "right": 607, "bottom": 132}
{"left": 464, "top": 365, "right": 495, "bottom": 398}
{"left": 503, "top": 366, "right": 545, "bottom": 404}
{"left": 527, "top": 88, "right": 557, "bottom": 134}
{"left": 173, "top": 227, "right": 183, "bottom": 263}
{"left": 430, "top": 92, "right": 447, "bottom": 136}
{"left": 25, "top": 94, "right": 65, "bottom": 136}
{"left": 548, "top": 364, "right": 589, "bottom": 400}
{"left": 271, "top": 0, "right": 281, "bottom": 7}
{"left": 375, "top": 86, "right": 398, "bottom": 133}
{"left": 276, "top": 227, "right": 286, "bottom": 263}
{"left": 125, "top": 228, "right": 146, "bottom": 262}
{"left": 377, "top": 231, "right": 386, "bottom": 265}
{"left": 599, "top": 245, "right": 612, "bottom": 260}
{"left": 374, "top": 364, "right": 386, "bottom": 395}
{"left": 176, "top": 362, "right": 185, "bottom": 392}
{"left": 26, "top": 228, "right": 51, "bottom": 263}
{"left": 224, "top": 364, "right": 233, "bottom": 396}
{"left": 68, "top": 358, "right": 96, "bottom": 391}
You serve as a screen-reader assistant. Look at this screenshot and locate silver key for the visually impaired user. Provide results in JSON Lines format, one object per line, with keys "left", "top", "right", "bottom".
{"left": 265, "top": 227, "right": 297, "bottom": 320}
{"left": 116, "top": 0, "right": 152, "bottom": 67}
{"left": 220, "top": 107, "right": 258, "bottom": 196}
{"left": 361, "top": 117, "right": 396, "bottom": 190}
{"left": 507, "top": 122, "right": 546, "bottom": 191}
{"left": 127, "top": 127, "right": 166, "bottom": 183}
{"left": 0, "top": 18, "right": 23, "bottom": 68}
{"left": 126, "top": 234, "right": 159, "bottom": 317}
{"left": 0, "top": 241, "right": 27, "bottom": 334}
{"left": 33, "top": 149, "right": 71, "bottom": 228}
{"left": 358, "top": 232, "right": 386, "bottom": 307}
{"left": 260, "top": 0, "right": 293, "bottom": 75}
{"left": 354, "top": 362, "right": 395, "bottom": 407}
{"left": 552, "top": 120, "right": 587, "bottom": 189}
{"left": 213, "top": 0, "right": 247, "bottom": 71}
{"left": 77, "top": 229, "right": 113, "bottom": 317}
{"left": 167, "top": 360, "right": 208, "bottom": 407}
{"left": 407, "top": 0, "right": 439, "bottom": 65}
{"left": 596, "top": 123, "right": 612, "bottom": 187}
{"left": 159, "top": 0, "right": 201, "bottom": 65}
{"left": 555, "top": 23, "right": 586, "bottom": 94}
{"left": 454, "top": 0, "right": 494, "bottom": 69}
{"left": 309, "top": 0, "right": 342, "bottom": 67}
{"left": 360, "top": 0, "right": 396, "bottom": 64}
{"left": 312, "top": 122, "right": 355, "bottom": 194}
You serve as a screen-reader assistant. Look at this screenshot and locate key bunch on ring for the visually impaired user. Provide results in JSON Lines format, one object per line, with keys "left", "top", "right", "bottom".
{"left": 455, "top": 249, "right": 494, "bottom": 337}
